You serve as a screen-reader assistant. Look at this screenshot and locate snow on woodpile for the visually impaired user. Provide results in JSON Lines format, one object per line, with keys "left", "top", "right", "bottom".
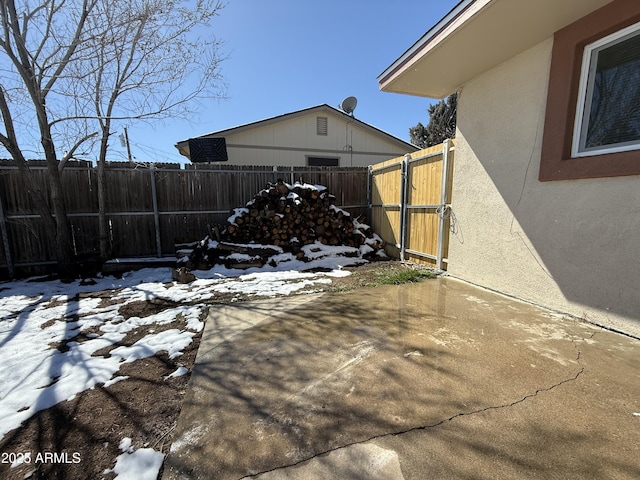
{"left": 180, "top": 180, "right": 386, "bottom": 271}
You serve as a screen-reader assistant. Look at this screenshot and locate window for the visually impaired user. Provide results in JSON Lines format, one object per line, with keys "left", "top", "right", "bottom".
{"left": 307, "top": 156, "right": 339, "bottom": 167}
{"left": 316, "top": 116, "right": 328, "bottom": 136}
{"left": 540, "top": 0, "right": 640, "bottom": 181}
{"left": 573, "top": 21, "right": 640, "bottom": 157}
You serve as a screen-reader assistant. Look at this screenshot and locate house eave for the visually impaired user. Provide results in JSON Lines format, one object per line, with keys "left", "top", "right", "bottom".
{"left": 378, "top": 0, "right": 615, "bottom": 99}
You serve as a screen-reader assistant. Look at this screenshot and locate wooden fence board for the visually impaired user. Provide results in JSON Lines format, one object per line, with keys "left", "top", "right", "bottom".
{"left": 62, "top": 167, "right": 98, "bottom": 213}
{"left": 371, "top": 207, "right": 401, "bottom": 258}
{"left": 370, "top": 164, "right": 402, "bottom": 206}
{"left": 0, "top": 162, "right": 369, "bottom": 276}
{"left": 406, "top": 210, "right": 439, "bottom": 266}
{"left": 1, "top": 167, "right": 50, "bottom": 214}
{"left": 7, "top": 218, "right": 58, "bottom": 264}
{"left": 105, "top": 168, "right": 154, "bottom": 212}
{"left": 408, "top": 156, "right": 443, "bottom": 207}
{"left": 69, "top": 216, "right": 100, "bottom": 258}
{"left": 108, "top": 214, "right": 158, "bottom": 257}
{"left": 159, "top": 212, "right": 227, "bottom": 254}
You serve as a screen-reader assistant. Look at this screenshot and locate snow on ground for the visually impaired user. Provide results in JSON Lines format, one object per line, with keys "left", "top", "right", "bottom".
{"left": 102, "top": 437, "right": 164, "bottom": 480}
{"left": 0, "top": 252, "right": 359, "bottom": 443}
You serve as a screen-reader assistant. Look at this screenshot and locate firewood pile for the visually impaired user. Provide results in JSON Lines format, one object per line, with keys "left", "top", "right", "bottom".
{"left": 181, "top": 180, "right": 386, "bottom": 270}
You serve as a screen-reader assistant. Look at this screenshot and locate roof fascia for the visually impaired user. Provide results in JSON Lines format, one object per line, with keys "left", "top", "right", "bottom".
{"left": 175, "top": 104, "right": 417, "bottom": 154}
{"left": 377, "top": 0, "right": 487, "bottom": 87}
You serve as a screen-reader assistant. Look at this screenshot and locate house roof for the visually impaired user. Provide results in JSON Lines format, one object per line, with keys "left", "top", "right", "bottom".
{"left": 378, "top": 0, "right": 614, "bottom": 99}
{"left": 174, "top": 104, "right": 417, "bottom": 159}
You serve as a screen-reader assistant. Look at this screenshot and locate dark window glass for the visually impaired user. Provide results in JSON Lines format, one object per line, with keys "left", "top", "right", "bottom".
{"left": 307, "top": 156, "right": 339, "bottom": 166}
{"left": 580, "top": 29, "right": 640, "bottom": 151}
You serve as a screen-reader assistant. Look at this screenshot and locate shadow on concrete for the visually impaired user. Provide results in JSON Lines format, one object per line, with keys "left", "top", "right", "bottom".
{"left": 163, "top": 278, "right": 640, "bottom": 479}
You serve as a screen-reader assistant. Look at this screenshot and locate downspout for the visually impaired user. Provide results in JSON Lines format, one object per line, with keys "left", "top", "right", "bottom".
{"left": 344, "top": 117, "right": 355, "bottom": 166}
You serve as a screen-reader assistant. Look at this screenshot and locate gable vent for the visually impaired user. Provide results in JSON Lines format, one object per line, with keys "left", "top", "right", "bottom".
{"left": 316, "top": 116, "right": 328, "bottom": 136}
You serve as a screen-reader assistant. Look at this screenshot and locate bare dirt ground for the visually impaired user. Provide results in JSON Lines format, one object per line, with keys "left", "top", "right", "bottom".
{"left": 0, "top": 260, "right": 434, "bottom": 480}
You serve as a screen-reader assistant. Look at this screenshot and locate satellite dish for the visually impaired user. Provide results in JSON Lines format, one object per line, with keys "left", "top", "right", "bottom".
{"left": 340, "top": 96, "right": 357, "bottom": 116}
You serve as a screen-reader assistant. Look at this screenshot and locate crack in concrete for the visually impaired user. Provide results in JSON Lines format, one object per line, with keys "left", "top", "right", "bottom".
{"left": 241, "top": 333, "right": 592, "bottom": 480}
{"left": 240, "top": 364, "right": 586, "bottom": 480}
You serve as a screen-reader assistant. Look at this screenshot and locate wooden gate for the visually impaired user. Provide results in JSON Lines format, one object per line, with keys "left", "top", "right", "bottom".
{"left": 369, "top": 139, "right": 454, "bottom": 270}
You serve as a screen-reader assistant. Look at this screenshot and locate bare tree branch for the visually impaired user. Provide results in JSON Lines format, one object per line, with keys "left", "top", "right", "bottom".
{"left": 59, "top": 130, "right": 98, "bottom": 171}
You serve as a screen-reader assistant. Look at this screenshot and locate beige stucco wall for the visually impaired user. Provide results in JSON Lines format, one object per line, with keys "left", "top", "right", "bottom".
{"left": 450, "top": 37, "right": 640, "bottom": 337}
{"left": 220, "top": 111, "right": 410, "bottom": 167}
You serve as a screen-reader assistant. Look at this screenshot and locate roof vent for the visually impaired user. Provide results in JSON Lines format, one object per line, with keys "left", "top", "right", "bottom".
{"left": 317, "top": 116, "right": 328, "bottom": 136}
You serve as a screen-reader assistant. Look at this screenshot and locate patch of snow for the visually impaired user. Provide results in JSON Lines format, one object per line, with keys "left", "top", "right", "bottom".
{"left": 287, "top": 191, "right": 301, "bottom": 205}
{"left": 329, "top": 204, "right": 351, "bottom": 216}
{"left": 359, "top": 244, "right": 374, "bottom": 256}
{"left": 0, "top": 253, "right": 363, "bottom": 441}
{"left": 111, "top": 437, "right": 164, "bottom": 480}
{"left": 103, "top": 376, "right": 130, "bottom": 387}
{"left": 111, "top": 329, "right": 195, "bottom": 362}
{"left": 165, "top": 366, "right": 189, "bottom": 379}
{"left": 119, "top": 437, "right": 134, "bottom": 453}
{"left": 228, "top": 207, "right": 249, "bottom": 225}
{"left": 192, "top": 252, "right": 365, "bottom": 279}
{"left": 268, "top": 252, "right": 297, "bottom": 266}
{"left": 226, "top": 253, "right": 259, "bottom": 262}
{"left": 288, "top": 181, "right": 326, "bottom": 192}
{"left": 212, "top": 270, "right": 333, "bottom": 297}
{"left": 0, "top": 280, "right": 205, "bottom": 439}
{"left": 323, "top": 269, "right": 352, "bottom": 278}
{"left": 302, "top": 241, "right": 359, "bottom": 260}
{"left": 10, "top": 454, "right": 27, "bottom": 469}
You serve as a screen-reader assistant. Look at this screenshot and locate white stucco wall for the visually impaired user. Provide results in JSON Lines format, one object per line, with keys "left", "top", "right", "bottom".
{"left": 450, "top": 37, "right": 640, "bottom": 337}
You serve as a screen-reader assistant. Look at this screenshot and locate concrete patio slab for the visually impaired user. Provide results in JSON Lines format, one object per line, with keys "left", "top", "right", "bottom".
{"left": 162, "top": 277, "right": 640, "bottom": 480}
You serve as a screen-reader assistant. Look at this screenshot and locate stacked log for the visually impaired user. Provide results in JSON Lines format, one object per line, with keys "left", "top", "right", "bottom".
{"left": 183, "top": 180, "right": 386, "bottom": 271}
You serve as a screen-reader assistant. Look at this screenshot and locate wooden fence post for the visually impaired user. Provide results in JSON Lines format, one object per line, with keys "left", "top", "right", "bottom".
{"left": 150, "top": 164, "right": 162, "bottom": 257}
{"left": 399, "top": 153, "right": 411, "bottom": 262}
{"left": 0, "top": 193, "right": 14, "bottom": 278}
{"left": 436, "top": 139, "right": 452, "bottom": 270}
{"left": 367, "top": 165, "right": 372, "bottom": 224}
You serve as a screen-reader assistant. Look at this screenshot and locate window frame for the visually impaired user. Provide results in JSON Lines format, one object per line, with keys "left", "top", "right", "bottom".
{"left": 572, "top": 20, "right": 640, "bottom": 158}
{"left": 539, "top": 0, "right": 640, "bottom": 181}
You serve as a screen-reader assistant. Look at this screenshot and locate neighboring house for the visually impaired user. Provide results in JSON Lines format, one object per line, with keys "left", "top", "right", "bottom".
{"left": 175, "top": 104, "right": 417, "bottom": 167}
{"left": 379, "top": 0, "right": 640, "bottom": 337}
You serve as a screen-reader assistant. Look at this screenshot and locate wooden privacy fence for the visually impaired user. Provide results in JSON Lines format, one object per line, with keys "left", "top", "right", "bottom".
{"left": 0, "top": 161, "right": 368, "bottom": 277}
{"left": 369, "top": 139, "right": 455, "bottom": 270}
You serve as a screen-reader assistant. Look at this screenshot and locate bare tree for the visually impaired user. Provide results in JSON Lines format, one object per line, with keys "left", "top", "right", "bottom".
{"left": 0, "top": 0, "right": 225, "bottom": 274}
{"left": 0, "top": 0, "right": 102, "bottom": 277}
{"left": 78, "top": 0, "right": 225, "bottom": 259}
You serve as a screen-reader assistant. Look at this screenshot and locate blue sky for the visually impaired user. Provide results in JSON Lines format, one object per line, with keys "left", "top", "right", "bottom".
{"left": 114, "top": 1, "right": 461, "bottom": 163}
{"left": 104, "top": 0, "right": 458, "bottom": 162}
